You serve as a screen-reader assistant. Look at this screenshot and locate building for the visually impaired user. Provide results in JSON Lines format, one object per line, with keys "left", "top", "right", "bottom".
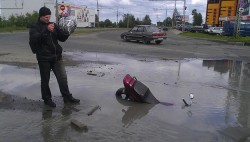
{"left": 57, "top": 3, "right": 95, "bottom": 27}
{"left": 0, "top": 0, "right": 95, "bottom": 27}
{"left": 206, "top": 0, "right": 238, "bottom": 26}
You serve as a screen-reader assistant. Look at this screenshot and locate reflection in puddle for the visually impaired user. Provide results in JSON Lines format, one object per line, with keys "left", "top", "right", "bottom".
{"left": 1, "top": 52, "right": 250, "bottom": 141}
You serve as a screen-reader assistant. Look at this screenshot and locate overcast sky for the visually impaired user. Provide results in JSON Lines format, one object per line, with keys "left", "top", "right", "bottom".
{"left": 64, "top": 0, "right": 207, "bottom": 24}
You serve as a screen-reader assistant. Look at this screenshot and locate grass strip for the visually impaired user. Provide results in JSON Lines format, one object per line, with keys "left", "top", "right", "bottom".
{"left": 180, "top": 31, "right": 250, "bottom": 44}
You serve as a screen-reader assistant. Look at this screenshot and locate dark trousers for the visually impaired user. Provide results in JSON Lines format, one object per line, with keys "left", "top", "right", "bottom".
{"left": 38, "top": 60, "right": 72, "bottom": 101}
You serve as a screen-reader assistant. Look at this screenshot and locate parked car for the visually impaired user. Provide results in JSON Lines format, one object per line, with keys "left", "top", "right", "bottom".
{"left": 204, "top": 27, "right": 215, "bottom": 33}
{"left": 190, "top": 26, "right": 205, "bottom": 33}
{"left": 181, "top": 25, "right": 193, "bottom": 31}
{"left": 209, "top": 27, "right": 223, "bottom": 35}
{"left": 175, "top": 24, "right": 191, "bottom": 31}
{"left": 120, "top": 25, "right": 167, "bottom": 44}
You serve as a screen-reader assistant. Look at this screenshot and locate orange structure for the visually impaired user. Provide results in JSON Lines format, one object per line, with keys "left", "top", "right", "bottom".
{"left": 206, "top": 0, "right": 238, "bottom": 26}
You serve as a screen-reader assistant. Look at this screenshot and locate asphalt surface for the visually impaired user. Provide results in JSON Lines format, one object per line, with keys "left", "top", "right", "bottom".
{"left": 1, "top": 29, "right": 250, "bottom": 66}
{"left": 1, "top": 30, "right": 250, "bottom": 142}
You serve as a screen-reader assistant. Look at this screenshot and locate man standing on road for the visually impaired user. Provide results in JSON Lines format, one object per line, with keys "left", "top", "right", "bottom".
{"left": 29, "top": 7, "right": 80, "bottom": 107}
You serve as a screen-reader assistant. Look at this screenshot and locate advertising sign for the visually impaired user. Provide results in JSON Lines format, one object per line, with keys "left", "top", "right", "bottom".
{"left": 176, "top": 15, "right": 189, "bottom": 22}
{"left": 58, "top": 4, "right": 88, "bottom": 22}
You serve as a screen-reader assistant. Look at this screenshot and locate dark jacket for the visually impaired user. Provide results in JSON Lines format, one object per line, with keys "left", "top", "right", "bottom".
{"left": 29, "top": 20, "right": 69, "bottom": 61}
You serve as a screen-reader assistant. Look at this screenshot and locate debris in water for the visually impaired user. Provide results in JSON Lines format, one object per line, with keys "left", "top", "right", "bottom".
{"left": 183, "top": 93, "right": 195, "bottom": 107}
{"left": 87, "top": 71, "right": 105, "bottom": 77}
{"left": 87, "top": 105, "right": 101, "bottom": 116}
{"left": 189, "top": 93, "right": 194, "bottom": 99}
{"left": 71, "top": 119, "right": 87, "bottom": 129}
{"left": 182, "top": 98, "right": 189, "bottom": 106}
{"left": 87, "top": 70, "right": 97, "bottom": 76}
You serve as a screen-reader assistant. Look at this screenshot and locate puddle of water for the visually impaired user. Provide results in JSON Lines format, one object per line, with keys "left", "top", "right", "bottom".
{"left": 1, "top": 52, "right": 250, "bottom": 141}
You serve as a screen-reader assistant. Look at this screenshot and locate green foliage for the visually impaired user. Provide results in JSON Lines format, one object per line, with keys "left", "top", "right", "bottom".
{"left": 99, "top": 19, "right": 116, "bottom": 28}
{"left": 180, "top": 31, "right": 250, "bottom": 44}
{"left": 26, "top": 11, "right": 39, "bottom": 26}
{"left": 117, "top": 14, "right": 152, "bottom": 28}
{"left": 123, "top": 14, "right": 136, "bottom": 28}
{"left": 95, "top": 14, "right": 99, "bottom": 23}
{"left": 142, "top": 15, "right": 151, "bottom": 25}
{"left": 192, "top": 9, "right": 202, "bottom": 26}
{"left": 162, "top": 17, "right": 172, "bottom": 27}
{"left": 0, "top": 11, "right": 38, "bottom": 30}
{"left": 0, "top": 10, "right": 167, "bottom": 30}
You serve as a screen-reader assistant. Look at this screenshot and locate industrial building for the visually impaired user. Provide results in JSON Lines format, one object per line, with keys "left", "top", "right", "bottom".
{"left": 0, "top": 0, "right": 95, "bottom": 27}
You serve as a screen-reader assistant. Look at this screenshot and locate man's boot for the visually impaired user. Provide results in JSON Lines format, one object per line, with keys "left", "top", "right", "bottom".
{"left": 63, "top": 96, "right": 80, "bottom": 103}
{"left": 44, "top": 99, "right": 56, "bottom": 107}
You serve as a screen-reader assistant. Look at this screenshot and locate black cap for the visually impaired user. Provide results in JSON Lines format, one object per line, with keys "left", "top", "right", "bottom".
{"left": 39, "top": 7, "right": 51, "bottom": 17}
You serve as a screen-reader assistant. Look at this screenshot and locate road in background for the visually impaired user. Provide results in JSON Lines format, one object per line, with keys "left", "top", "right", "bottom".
{"left": 1, "top": 30, "right": 250, "bottom": 65}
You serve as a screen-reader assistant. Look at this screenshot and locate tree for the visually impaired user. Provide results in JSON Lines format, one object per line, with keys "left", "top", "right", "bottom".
{"left": 118, "top": 19, "right": 124, "bottom": 28}
{"left": 95, "top": 14, "right": 99, "bottom": 27}
{"left": 163, "top": 17, "right": 172, "bottom": 27}
{"left": 197, "top": 13, "right": 202, "bottom": 26}
{"left": 142, "top": 15, "right": 151, "bottom": 25}
{"left": 0, "top": 16, "right": 2, "bottom": 27}
{"left": 192, "top": 9, "right": 202, "bottom": 26}
{"left": 25, "top": 11, "right": 39, "bottom": 25}
{"left": 8, "top": 15, "right": 16, "bottom": 26}
{"left": 120, "top": 14, "right": 136, "bottom": 28}
{"left": 135, "top": 18, "right": 141, "bottom": 25}
{"left": 16, "top": 15, "right": 26, "bottom": 27}
{"left": 104, "top": 19, "right": 113, "bottom": 27}
{"left": 0, "top": 10, "right": 38, "bottom": 28}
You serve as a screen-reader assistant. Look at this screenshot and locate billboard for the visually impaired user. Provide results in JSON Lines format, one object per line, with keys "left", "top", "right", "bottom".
{"left": 58, "top": 3, "right": 95, "bottom": 27}
{"left": 58, "top": 3, "right": 89, "bottom": 22}
{"left": 176, "top": 15, "right": 189, "bottom": 22}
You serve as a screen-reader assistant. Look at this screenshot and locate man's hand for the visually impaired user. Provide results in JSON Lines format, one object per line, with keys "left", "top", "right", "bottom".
{"left": 48, "top": 23, "right": 54, "bottom": 32}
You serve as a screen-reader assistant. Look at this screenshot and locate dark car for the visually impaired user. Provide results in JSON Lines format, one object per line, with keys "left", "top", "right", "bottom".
{"left": 120, "top": 25, "right": 167, "bottom": 44}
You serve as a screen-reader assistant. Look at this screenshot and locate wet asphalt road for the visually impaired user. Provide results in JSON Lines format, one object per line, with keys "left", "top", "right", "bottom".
{"left": 1, "top": 29, "right": 250, "bottom": 65}
{"left": 63, "top": 29, "right": 250, "bottom": 60}
{"left": 1, "top": 30, "right": 250, "bottom": 142}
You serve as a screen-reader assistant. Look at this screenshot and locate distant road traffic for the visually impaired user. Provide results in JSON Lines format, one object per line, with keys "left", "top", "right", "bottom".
{"left": 1, "top": 30, "right": 250, "bottom": 65}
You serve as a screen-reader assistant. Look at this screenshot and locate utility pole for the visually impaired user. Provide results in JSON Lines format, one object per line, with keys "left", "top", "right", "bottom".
{"left": 182, "top": 0, "right": 186, "bottom": 31}
{"left": 127, "top": 13, "right": 129, "bottom": 28}
{"left": 174, "top": 0, "right": 176, "bottom": 26}
{"left": 97, "top": 0, "right": 99, "bottom": 28}
{"left": 154, "top": 8, "right": 170, "bottom": 26}
{"left": 166, "top": 9, "right": 168, "bottom": 26}
{"left": 116, "top": 7, "right": 119, "bottom": 27}
{"left": 233, "top": 0, "right": 244, "bottom": 38}
{"left": 149, "top": 0, "right": 184, "bottom": 27}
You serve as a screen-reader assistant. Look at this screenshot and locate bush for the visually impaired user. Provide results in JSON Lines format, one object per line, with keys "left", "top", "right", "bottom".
{"left": 0, "top": 11, "right": 38, "bottom": 29}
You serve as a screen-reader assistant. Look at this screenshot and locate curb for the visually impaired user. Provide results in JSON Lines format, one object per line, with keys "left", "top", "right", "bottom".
{"left": 176, "top": 32, "right": 248, "bottom": 46}
{"left": 171, "top": 29, "right": 249, "bottom": 46}
{"left": 228, "top": 41, "right": 245, "bottom": 46}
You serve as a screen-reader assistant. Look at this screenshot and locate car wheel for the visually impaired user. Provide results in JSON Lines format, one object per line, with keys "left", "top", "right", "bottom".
{"left": 143, "top": 37, "right": 150, "bottom": 44}
{"left": 116, "top": 87, "right": 125, "bottom": 96}
{"left": 155, "top": 40, "right": 162, "bottom": 44}
{"left": 123, "top": 35, "right": 129, "bottom": 41}
{"left": 116, "top": 87, "right": 130, "bottom": 100}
